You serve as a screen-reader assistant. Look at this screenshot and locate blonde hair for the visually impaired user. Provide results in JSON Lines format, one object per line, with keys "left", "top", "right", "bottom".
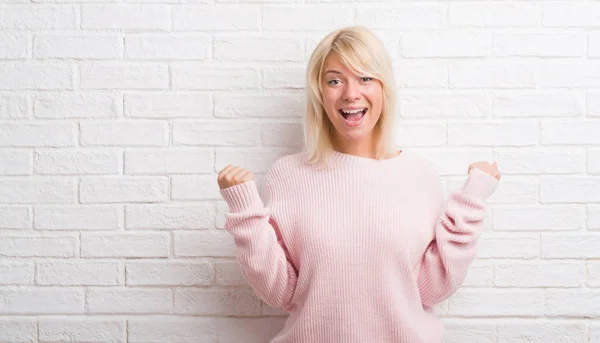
{"left": 303, "top": 26, "right": 398, "bottom": 167}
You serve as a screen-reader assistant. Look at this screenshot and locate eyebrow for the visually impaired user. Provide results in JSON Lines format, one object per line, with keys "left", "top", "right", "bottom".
{"left": 323, "top": 70, "right": 342, "bottom": 75}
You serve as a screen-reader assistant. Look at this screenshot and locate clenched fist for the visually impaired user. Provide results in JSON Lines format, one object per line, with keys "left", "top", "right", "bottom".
{"left": 218, "top": 165, "right": 254, "bottom": 189}
{"left": 468, "top": 161, "right": 501, "bottom": 180}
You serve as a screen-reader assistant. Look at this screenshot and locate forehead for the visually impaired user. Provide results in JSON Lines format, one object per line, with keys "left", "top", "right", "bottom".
{"left": 322, "top": 53, "right": 355, "bottom": 76}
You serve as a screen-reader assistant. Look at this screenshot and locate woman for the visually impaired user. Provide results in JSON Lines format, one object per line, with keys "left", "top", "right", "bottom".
{"left": 217, "top": 26, "right": 500, "bottom": 343}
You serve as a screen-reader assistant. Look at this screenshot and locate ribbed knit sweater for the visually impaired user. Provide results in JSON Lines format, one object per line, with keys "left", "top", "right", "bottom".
{"left": 219, "top": 150, "right": 499, "bottom": 343}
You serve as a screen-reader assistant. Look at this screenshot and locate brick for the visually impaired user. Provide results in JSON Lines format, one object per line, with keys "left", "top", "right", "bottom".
{"left": 448, "top": 289, "right": 544, "bottom": 316}
{"left": 87, "top": 288, "right": 172, "bottom": 314}
{"left": 461, "top": 261, "right": 493, "bottom": 287}
{"left": 0, "top": 93, "right": 29, "bottom": 118}
{"left": 0, "top": 317, "right": 37, "bottom": 343}
{"left": 82, "top": 5, "right": 169, "bottom": 30}
{"left": 126, "top": 204, "right": 215, "bottom": 229}
{"left": 171, "top": 65, "right": 258, "bottom": 90}
{"left": 0, "top": 234, "right": 77, "bottom": 257}
{"left": 0, "top": 6, "right": 76, "bottom": 29}
{"left": 493, "top": 32, "right": 585, "bottom": 57}
{"left": 126, "top": 261, "right": 213, "bottom": 286}
{"left": 545, "top": 290, "right": 600, "bottom": 316}
{"left": 394, "top": 61, "right": 448, "bottom": 88}
{"left": 589, "top": 205, "right": 600, "bottom": 230}
{"left": 542, "top": 121, "right": 600, "bottom": 145}
{"left": 586, "top": 262, "right": 600, "bottom": 287}
{"left": 128, "top": 317, "right": 216, "bottom": 343}
{"left": 34, "top": 150, "right": 120, "bottom": 175}
{"left": 173, "top": 230, "right": 236, "bottom": 257}
{"left": 542, "top": 234, "right": 600, "bottom": 259}
{"left": 0, "top": 177, "right": 76, "bottom": 204}
{"left": 0, "top": 206, "right": 31, "bottom": 229}
{"left": 262, "top": 67, "right": 305, "bottom": 89}
{"left": 125, "top": 148, "right": 213, "bottom": 174}
{"left": 215, "top": 260, "right": 247, "bottom": 286}
{"left": 443, "top": 319, "right": 496, "bottom": 343}
{"left": 448, "top": 122, "right": 538, "bottom": 146}
{"left": 214, "top": 317, "right": 286, "bottom": 343}
{"left": 81, "top": 233, "right": 169, "bottom": 257}
{"left": 413, "top": 148, "right": 493, "bottom": 177}
{"left": 539, "top": 60, "right": 600, "bottom": 88}
{"left": 0, "top": 262, "right": 33, "bottom": 285}
{"left": 81, "top": 177, "right": 167, "bottom": 204}
{"left": 449, "top": 61, "right": 537, "bottom": 88}
{"left": 495, "top": 261, "right": 585, "bottom": 287}
{"left": 173, "top": 121, "right": 261, "bottom": 146}
{"left": 494, "top": 148, "right": 585, "bottom": 174}
{"left": 124, "top": 93, "right": 212, "bottom": 118}
{"left": 497, "top": 321, "right": 587, "bottom": 343}
{"left": 0, "top": 150, "right": 30, "bottom": 175}
{"left": 590, "top": 91, "right": 600, "bottom": 117}
{"left": 34, "top": 34, "right": 121, "bottom": 59}
{"left": 493, "top": 91, "right": 584, "bottom": 117}
{"left": 263, "top": 6, "right": 353, "bottom": 30}
{"left": 36, "top": 260, "right": 121, "bottom": 285}
{"left": 80, "top": 63, "right": 168, "bottom": 90}
{"left": 395, "top": 123, "right": 447, "bottom": 147}
{"left": 448, "top": 176, "right": 539, "bottom": 205}
{"left": 174, "top": 289, "right": 261, "bottom": 315}
{"left": 34, "top": 206, "right": 122, "bottom": 230}
{"left": 356, "top": 4, "right": 443, "bottom": 29}
{"left": 543, "top": 2, "right": 600, "bottom": 28}
{"left": 0, "top": 63, "right": 73, "bottom": 90}
{"left": 39, "top": 318, "right": 126, "bottom": 343}
{"left": 399, "top": 91, "right": 490, "bottom": 118}
{"left": 541, "top": 176, "right": 600, "bottom": 203}
{"left": 478, "top": 233, "right": 539, "bottom": 259}
{"left": 172, "top": 176, "right": 222, "bottom": 201}
{"left": 0, "top": 288, "right": 84, "bottom": 314}
{"left": 0, "top": 124, "right": 75, "bottom": 147}
{"left": 214, "top": 94, "right": 303, "bottom": 118}
{"left": 172, "top": 6, "right": 259, "bottom": 31}
{"left": 0, "top": 33, "right": 29, "bottom": 59}
{"left": 590, "top": 32, "right": 600, "bottom": 58}
{"left": 492, "top": 206, "right": 585, "bottom": 231}
{"left": 261, "top": 122, "right": 303, "bottom": 147}
{"left": 80, "top": 121, "right": 168, "bottom": 147}
{"left": 125, "top": 34, "right": 208, "bottom": 60}
{"left": 402, "top": 30, "right": 490, "bottom": 57}
{"left": 34, "top": 92, "right": 119, "bottom": 119}
{"left": 449, "top": 2, "right": 541, "bottom": 27}
{"left": 215, "top": 37, "right": 302, "bottom": 62}
{"left": 215, "top": 148, "right": 294, "bottom": 174}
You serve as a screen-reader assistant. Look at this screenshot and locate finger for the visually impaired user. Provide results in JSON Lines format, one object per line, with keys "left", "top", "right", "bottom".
{"left": 231, "top": 167, "right": 249, "bottom": 182}
{"left": 222, "top": 167, "right": 242, "bottom": 182}
{"left": 218, "top": 165, "right": 233, "bottom": 176}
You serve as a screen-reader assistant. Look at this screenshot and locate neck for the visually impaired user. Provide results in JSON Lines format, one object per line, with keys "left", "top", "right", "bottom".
{"left": 332, "top": 134, "right": 378, "bottom": 159}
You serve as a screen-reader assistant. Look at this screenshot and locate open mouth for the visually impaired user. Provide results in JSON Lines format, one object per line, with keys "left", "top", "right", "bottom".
{"left": 339, "top": 108, "right": 367, "bottom": 122}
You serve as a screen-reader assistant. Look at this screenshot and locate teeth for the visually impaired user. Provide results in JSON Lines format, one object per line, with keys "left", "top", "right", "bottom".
{"left": 341, "top": 108, "right": 365, "bottom": 114}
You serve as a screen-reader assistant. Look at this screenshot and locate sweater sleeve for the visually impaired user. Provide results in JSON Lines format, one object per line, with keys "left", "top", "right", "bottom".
{"left": 417, "top": 167, "right": 499, "bottom": 308}
{"left": 219, "top": 178, "right": 298, "bottom": 310}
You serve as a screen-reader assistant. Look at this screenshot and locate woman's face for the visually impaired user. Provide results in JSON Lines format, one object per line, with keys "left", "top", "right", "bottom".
{"left": 320, "top": 53, "right": 383, "bottom": 146}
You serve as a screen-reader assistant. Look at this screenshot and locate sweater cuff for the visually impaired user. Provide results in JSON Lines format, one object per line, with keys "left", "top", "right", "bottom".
{"left": 219, "top": 180, "right": 264, "bottom": 213}
{"left": 461, "top": 168, "right": 499, "bottom": 202}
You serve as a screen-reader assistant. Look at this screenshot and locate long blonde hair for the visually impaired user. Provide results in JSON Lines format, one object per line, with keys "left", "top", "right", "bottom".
{"left": 303, "top": 26, "right": 398, "bottom": 167}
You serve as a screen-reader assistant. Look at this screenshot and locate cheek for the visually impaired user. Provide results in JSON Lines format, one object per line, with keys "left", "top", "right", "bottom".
{"left": 364, "top": 87, "right": 383, "bottom": 108}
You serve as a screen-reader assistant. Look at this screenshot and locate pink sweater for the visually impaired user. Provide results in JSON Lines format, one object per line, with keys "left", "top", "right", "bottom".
{"left": 220, "top": 150, "right": 499, "bottom": 343}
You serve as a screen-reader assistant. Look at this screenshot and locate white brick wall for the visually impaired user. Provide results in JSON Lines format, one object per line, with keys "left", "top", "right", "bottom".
{"left": 0, "top": 1, "right": 598, "bottom": 342}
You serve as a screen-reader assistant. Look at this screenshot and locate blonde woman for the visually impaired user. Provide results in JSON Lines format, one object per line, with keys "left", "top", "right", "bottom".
{"left": 218, "top": 26, "right": 501, "bottom": 343}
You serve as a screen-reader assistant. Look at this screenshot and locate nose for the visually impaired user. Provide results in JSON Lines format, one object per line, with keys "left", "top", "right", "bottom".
{"left": 342, "top": 81, "right": 361, "bottom": 102}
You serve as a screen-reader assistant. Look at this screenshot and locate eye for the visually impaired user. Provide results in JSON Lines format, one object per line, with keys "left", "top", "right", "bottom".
{"left": 361, "top": 77, "right": 374, "bottom": 82}
{"left": 327, "top": 79, "right": 341, "bottom": 85}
